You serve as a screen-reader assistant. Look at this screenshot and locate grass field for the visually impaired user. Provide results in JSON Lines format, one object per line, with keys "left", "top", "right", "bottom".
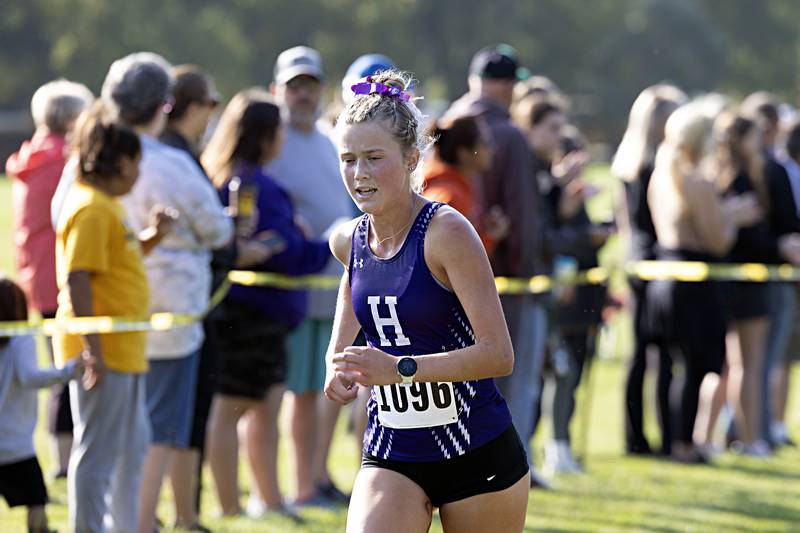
{"left": 1, "top": 171, "right": 800, "bottom": 532}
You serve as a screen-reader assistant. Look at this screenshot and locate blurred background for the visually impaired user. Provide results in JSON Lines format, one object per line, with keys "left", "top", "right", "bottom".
{"left": 2, "top": 0, "right": 799, "bottom": 161}
{"left": 2, "top": 1, "right": 800, "bottom": 530}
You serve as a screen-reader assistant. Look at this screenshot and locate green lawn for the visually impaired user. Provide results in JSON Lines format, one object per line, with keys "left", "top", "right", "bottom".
{"left": 1, "top": 171, "right": 800, "bottom": 532}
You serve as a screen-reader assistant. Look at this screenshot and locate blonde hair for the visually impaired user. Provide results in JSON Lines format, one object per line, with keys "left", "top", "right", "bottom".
{"left": 335, "top": 69, "right": 431, "bottom": 192}
{"left": 611, "top": 84, "right": 687, "bottom": 182}
{"left": 652, "top": 99, "right": 714, "bottom": 198}
{"left": 31, "top": 79, "right": 94, "bottom": 135}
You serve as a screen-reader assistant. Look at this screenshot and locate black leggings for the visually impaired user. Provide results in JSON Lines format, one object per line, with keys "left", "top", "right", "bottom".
{"left": 551, "top": 330, "right": 594, "bottom": 443}
{"left": 671, "top": 351, "right": 707, "bottom": 447}
{"left": 624, "top": 279, "right": 672, "bottom": 454}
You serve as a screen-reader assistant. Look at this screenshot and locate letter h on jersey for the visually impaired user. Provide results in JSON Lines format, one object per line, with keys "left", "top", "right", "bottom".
{"left": 367, "top": 296, "right": 411, "bottom": 347}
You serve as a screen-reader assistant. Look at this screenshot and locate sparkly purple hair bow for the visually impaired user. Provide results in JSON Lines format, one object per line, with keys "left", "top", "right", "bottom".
{"left": 351, "top": 77, "right": 411, "bottom": 102}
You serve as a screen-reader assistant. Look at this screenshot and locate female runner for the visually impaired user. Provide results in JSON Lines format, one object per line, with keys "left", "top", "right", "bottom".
{"left": 325, "top": 70, "right": 530, "bottom": 533}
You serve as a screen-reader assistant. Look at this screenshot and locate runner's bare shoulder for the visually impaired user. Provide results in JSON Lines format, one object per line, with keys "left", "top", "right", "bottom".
{"left": 330, "top": 216, "right": 362, "bottom": 268}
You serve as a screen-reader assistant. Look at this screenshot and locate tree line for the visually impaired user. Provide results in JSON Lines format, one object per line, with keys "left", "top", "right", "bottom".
{"left": 2, "top": 0, "right": 798, "bottom": 143}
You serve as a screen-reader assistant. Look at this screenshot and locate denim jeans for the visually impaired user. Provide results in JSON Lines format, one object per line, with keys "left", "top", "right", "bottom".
{"left": 761, "top": 283, "right": 796, "bottom": 443}
{"left": 496, "top": 295, "right": 548, "bottom": 467}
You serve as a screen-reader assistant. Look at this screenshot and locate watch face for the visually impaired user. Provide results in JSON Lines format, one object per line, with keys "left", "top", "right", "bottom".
{"left": 397, "top": 357, "right": 418, "bottom": 377}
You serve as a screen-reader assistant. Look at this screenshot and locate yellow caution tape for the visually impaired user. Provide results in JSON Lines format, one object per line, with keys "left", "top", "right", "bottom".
{"left": 0, "top": 281, "right": 232, "bottom": 337}
{"left": 5, "top": 258, "right": 797, "bottom": 338}
{"left": 628, "top": 261, "right": 800, "bottom": 282}
{"left": 0, "top": 313, "right": 199, "bottom": 338}
{"left": 493, "top": 267, "right": 609, "bottom": 295}
{"left": 227, "top": 270, "right": 341, "bottom": 290}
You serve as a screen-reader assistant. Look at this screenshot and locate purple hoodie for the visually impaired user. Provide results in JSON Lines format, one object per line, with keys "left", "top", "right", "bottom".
{"left": 219, "top": 164, "right": 331, "bottom": 328}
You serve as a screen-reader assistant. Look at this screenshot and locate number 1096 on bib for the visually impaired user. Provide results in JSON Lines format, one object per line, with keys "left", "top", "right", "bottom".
{"left": 375, "top": 382, "right": 459, "bottom": 429}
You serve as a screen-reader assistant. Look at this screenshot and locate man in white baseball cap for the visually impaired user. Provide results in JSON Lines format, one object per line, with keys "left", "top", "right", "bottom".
{"left": 243, "top": 45, "right": 354, "bottom": 516}
{"left": 273, "top": 45, "right": 324, "bottom": 85}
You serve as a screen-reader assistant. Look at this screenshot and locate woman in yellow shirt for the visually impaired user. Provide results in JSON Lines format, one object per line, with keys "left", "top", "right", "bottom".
{"left": 54, "top": 102, "right": 175, "bottom": 532}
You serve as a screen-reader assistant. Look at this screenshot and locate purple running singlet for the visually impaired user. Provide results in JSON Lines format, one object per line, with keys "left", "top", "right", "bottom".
{"left": 349, "top": 201, "right": 512, "bottom": 462}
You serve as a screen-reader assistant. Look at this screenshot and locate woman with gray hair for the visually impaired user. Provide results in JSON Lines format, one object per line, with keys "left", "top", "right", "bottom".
{"left": 114, "top": 52, "right": 233, "bottom": 533}
{"left": 5, "top": 78, "right": 93, "bottom": 481}
{"left": 52, "top": 52, "right": 233, "bottom": 533}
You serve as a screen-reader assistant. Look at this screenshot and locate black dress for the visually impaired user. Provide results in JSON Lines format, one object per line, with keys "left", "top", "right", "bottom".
{"left": 624, "top": 165, "right": 658, "bottom": 338}
{"left": 719, "top": 171, "right": 778, "bottom": 321}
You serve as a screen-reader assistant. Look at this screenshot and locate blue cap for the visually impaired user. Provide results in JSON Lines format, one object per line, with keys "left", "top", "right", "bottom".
{"left": 342, "top": 53, "right": 395, "bottom": 99}
{"left": 346, "top": 53, "right": 395, "bottom": 80}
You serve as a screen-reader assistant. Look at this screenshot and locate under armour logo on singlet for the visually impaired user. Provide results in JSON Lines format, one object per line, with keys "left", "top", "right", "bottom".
{"left": 367, "top": 296, "right": 411, "bottom": 347}
{"left": 354, "top": 258, "right": 365, "bottom": 268}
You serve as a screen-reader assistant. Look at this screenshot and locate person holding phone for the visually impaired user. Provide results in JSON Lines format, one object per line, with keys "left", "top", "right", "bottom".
{"left": 201, "top": 88, "right": 330, "bottom": 518}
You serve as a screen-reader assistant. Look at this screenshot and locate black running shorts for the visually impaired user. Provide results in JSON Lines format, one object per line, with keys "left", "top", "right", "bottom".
{"left": 361, "top": 424, "right": 529, "bottom": 507}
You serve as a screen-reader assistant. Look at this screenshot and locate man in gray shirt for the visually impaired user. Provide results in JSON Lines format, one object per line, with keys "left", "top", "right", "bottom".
{"left": 264, "top": 46, "right": 354, "bottom": 508}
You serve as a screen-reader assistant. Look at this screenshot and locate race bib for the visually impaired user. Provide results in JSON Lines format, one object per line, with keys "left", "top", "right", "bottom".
{"left": 375, "top": 382, "right": 459, "bottom": 429}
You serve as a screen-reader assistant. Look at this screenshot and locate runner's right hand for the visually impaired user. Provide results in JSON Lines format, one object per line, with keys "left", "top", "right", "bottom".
{"left": 324, "top": 368, "right": 359, "bottom": 405}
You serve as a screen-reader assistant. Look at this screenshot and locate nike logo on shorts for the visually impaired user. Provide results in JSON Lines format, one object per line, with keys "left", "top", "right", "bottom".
{"left": 486, "top": 474, "right": 496, "bottom": 481}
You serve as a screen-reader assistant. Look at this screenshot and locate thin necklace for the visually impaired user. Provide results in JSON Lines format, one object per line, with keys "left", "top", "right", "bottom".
{"left": 371, "top": 197, "right": 417, "bottom": 246}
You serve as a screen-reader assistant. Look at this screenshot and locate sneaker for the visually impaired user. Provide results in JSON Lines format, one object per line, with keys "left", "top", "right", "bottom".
{"left": 729, "top": 439, "right": 745, "bottom": 454}
{"left": 543, "top": 441, "right": 583, "bottom": 477}
{"left": 318, "top": 481, "right": 351, "bottom": 504}
{"left": 741, "top": 440, "right": 771, "bottom": 458}
{"left": 529, "top": 467, "right": 552, "bottom": 490}
{"left": 273, "top": 506, "right": 305, "bottom": 524}
{"left": 771, "top": 421, "right": 788, "bottom": 444}
{"left": 245, "top": 496, "right": 305, "bottom": 523}
{"left": 770, "top": 422, "right": 796, "bottom": 447}
{"left": 696, "top": 443, "right": 723, "bottom": 460}
{"left": 245, "top": 493, "right": 263, "bottom": 517}
{"left": 671, "top": 448, "right": 711, "bottom": 465}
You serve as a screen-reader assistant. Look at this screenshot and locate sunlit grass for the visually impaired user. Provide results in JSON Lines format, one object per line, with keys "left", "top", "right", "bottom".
{"left": 2, "top": 169, "right": 800, "bottom": 532}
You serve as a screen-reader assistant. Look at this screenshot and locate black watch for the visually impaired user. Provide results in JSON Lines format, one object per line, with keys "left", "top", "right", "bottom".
{"left": 396, "top": 356, "right": 418, "bottom": 384}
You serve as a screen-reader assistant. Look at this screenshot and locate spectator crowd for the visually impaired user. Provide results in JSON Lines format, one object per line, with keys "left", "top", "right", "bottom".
{"left": 1, "top": 43, "right": 799, "bottom": 531}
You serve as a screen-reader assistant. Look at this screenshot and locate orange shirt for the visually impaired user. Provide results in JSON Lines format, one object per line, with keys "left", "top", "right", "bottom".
{"left": 422, "top": 159, "right": 496, "bottom": 255}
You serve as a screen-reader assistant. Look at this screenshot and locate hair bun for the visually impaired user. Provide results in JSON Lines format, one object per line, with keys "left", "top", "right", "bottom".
{"left": 371, "top": 71, "right": 409, "bottom": 92}
{"left": 383, "top": 78, "right": 405, "bottom": 90}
